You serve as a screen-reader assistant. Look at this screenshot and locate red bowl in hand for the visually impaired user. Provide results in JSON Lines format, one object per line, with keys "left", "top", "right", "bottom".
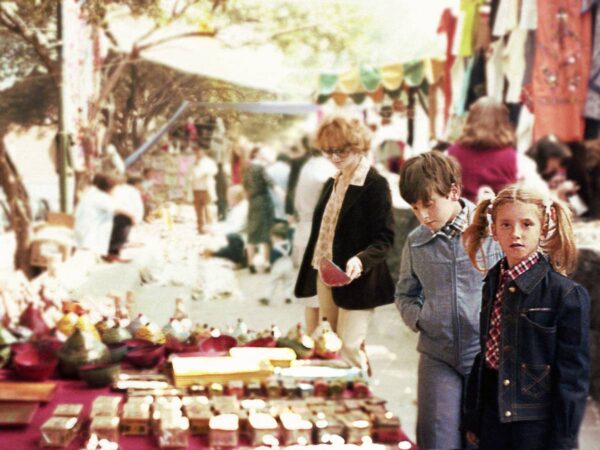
{"left": 13, "top": 350, "right": 58, "bottom": 381}
{"left": 198, "top": 335, "right": 237, "bottom": 355}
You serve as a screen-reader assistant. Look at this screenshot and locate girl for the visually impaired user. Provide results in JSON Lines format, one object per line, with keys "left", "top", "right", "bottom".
{"left": 462, "top": 184, "right": 590, "bottom": 450}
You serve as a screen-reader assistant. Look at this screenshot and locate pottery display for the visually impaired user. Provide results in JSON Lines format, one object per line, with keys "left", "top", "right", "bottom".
{"left": 56, "top": 312, "right": 78, "bottom": 337}
{"left": 134, "top": 321, "right": 166, "bottom": 344}
{"left": 190, "top": 323, "right": 212, "bottom": 344}
{"left": 162, "top": 318, "right": 190, "bottom": 343}
{"left": 126, "top": 314, "right": 149, "bottom": 336}
{"left": 76, "top": 314, "right": 101, "bottom": 341}
{"left": 106, "top": 342, "right": 128, "bottom": 363}
{"left": 19, "top": 304, "right": 50, "bottom": 336}
{"left": 198, "top": 335, "right": 237, "bottom": 355}
{"left": 95, "top": 317, "right": 116, "bottom": 336}
{"left": 13, "top": 349, "right": 58, "bottom": 381}
{"left": 125, "top": 344, "right": 165, "bottom": 369}
{"left": 79, "top": 362, "right": 120, "bottom": 387}
{"left": 101, "top": 325, "right": 132, "bottom": 345}
{"left": 312, "top": 318, "right": 342, "bottom": 359}
{"left": 57, "top": 329, "right": 110, "bottom": 378}
{"left": 0, "top": 326, "right": 17, "bottom": 346}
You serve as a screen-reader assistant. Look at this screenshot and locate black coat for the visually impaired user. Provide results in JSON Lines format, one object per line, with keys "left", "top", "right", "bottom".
{"left": 294, "top": 167, "right": 395, "bottom": 310}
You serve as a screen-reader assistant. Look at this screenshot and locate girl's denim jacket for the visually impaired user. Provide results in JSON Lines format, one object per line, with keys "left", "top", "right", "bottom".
{"left": 395, "top": 200, "right": 503, "bottom": 373}
{"left": 464, "top": 256, "right": 590, "bottom": 450}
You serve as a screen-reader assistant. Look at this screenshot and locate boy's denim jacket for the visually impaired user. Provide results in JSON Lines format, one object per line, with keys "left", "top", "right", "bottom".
{"left": 464, "top": 255, "right": 590, "bottom": 450}
{"left": 395, "top": 199, "right": 503, "bottom": 372}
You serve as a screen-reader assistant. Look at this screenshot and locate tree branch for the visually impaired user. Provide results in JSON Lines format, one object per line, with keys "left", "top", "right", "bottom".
{"left": 136, "top": 30, "right": 217, "bottom": 52}
{"left": 0, "top": 5, "right": 58, "bottom": 84}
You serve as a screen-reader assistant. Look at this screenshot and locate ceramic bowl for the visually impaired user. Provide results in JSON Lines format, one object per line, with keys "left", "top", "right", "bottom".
{"left": 10, "top": 342, "right": 37, "bottom": 356}
{"left": 125, "top": 344, "right": 165, "bottom": 369}
{"left": 13, "top": 350, "right": 58, "bottom": 381}
{"left": 79, "top": 362, "right": 120, "bottom": 387}
{"left": 123, "top": 338, "right": 154, "bottom": 350}
{"left": 243, "top": 337, "right": 277, "bottom": 348}
{"left": 107, "top": 343, "right": 128, "bottom": 363}
{"left": 198, "top": 335, "right": 237, "bottom": 356}
{"left": 165, "top": 336, "right": 199, "bottom": 356}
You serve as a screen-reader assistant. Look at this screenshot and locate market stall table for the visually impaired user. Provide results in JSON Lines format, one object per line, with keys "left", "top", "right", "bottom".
{"left": 0, "top": 372, "right": 417, "bottom": 449}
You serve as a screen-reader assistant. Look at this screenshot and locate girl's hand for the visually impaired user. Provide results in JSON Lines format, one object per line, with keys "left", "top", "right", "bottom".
{"left": 466, "top": 431, "right": 479, "bottom": 446}
{"left": 345, "top": 256, "right": 363, "bottom": 280}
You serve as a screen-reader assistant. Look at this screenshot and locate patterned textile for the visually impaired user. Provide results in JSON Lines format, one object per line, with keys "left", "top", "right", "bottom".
{"left": 485, "top": 252, "right": 540, "bottom": 369}
{"left": 436, "top": 200, "right": 468, "bottom": 239}
{"left": 312, "top": 157, "right": 369, "bottom": 268}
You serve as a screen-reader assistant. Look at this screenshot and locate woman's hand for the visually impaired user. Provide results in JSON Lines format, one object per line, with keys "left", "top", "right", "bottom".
{"left": 345, "top": 256, "right": 363, "bottom": 280}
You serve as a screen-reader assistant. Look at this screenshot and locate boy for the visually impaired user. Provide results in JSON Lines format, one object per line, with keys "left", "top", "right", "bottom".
{"left": 395, "top": 152, "right": 502, "bottom": 450}
{"left": 259, "top": 222, "right": 294, "bottom": 306}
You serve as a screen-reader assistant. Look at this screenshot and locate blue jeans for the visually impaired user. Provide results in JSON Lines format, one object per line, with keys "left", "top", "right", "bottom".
{"left": 417, "top": 353, "right": 468, "bottom": 450}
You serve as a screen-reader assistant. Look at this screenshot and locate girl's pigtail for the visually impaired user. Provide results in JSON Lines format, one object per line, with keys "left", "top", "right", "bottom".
{"left": 543, "top": 199, "right": 577, "bottom": 274}
{"left": 463, "top": 199, "right": 493, "bottom": 272}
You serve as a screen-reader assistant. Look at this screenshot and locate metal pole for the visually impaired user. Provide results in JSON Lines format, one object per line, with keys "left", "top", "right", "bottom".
{"left": 57, "top": 0, "right": 68, "bottom": 212}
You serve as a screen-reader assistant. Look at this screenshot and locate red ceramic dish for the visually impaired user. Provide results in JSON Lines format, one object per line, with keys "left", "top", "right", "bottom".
{"left": 125, "top": 344, "right": 165, "bottom": 369}
{"left": 198, "top": 335, "right": 237, "bottom": 355}
{"left": 10, "top": 342, "right": 37, "bottom": 356}
{"left": 13, "top": 350, "right": 58, "bottom": 381}
{"left": 243, "top": 337, "right": 277, "bottom": 348}
{"left": 318, "top": 258, "right": 351, "bottom": 287}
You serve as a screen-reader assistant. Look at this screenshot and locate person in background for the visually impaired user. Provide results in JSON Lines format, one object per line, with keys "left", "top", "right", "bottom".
{"left": 295, "top": 116, "right": 395, "bottom": 373}
{"left": 105, "top": 176, "right": 145, "bottom": 263}
{"left": 74, "top": 173, "right": 117, "bottom": 259}
{"left": 527, "top": 135, "right": 600, "bottom": 218}
{"left": 141, "top": 167, "right": 155, "bottom": 220}
{"left": 285, "top": 138, "right": 311, "bottom": 218}
{"left": 204, "top": 185, "right": 249, "bottom": 268}
{"left": 265, "top": 150, "right": 290, "bottom": 222}
{"left": 243, "top": 147, "right": 275, "bottom": 273}
{"left": 292, "top": 144, "right": 336, "bottom": 335}
{"left": 259, "top": 222, "right": 294, "bottom": 306}
{"left": 463, "top": 184, "right": 589, "bottom": 450}
{"left": 448, "top": 96, "right": 517, "bottom": 202}
{"left": 190, "top": 147, "right": 218, "bottom": 234}
{"left": 395, "top": 152, "right": 502, "bottom": 450}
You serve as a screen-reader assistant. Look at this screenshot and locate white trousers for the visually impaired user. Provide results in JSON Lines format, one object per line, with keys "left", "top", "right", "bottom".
{"left": 316, "top": 277, "right": 373, "bottom": 372}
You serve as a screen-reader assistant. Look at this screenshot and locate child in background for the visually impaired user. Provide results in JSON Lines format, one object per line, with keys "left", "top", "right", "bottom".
{"left": 259, "top": 223, "right": 294, "bottom": 306}
{"left": 395, "top": 152, "right": 502, "bottom": 450}
{"left": 462, "top": 185, "right": 590, "bottom": 450}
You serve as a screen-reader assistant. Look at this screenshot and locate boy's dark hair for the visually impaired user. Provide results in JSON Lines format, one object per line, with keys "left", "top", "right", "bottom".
{"left": 399, "top": 151, "right": 462, "bottom": 204}
{"left": 93, "top": 173, "right": 116, "bottom": 192}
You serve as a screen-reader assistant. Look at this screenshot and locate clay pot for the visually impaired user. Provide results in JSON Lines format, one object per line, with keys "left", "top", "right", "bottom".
{"left": 101, "top": 325, "right": 132, "bottom": 345}
{"left": 79, "top": 362, "right": 120, "bottom": 387}
{"left": 57, "top": 329, "right": 110, "bottom": 378}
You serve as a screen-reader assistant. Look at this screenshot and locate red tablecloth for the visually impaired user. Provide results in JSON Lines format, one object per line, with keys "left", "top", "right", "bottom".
{"left": 0, "top": 375, "right": 417, "bottom": 449}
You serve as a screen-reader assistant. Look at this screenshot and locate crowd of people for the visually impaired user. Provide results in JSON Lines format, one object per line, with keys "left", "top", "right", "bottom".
{"left": 67, "top": 104, "right": 597, "bottom": 450}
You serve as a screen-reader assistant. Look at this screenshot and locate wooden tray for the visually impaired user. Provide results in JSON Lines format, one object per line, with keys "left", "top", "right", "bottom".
{"left": 0, "top": 402, "right": 38, "bottom": 426}
{"left": 0, "top": 381, "right": 57, "bottom": 402}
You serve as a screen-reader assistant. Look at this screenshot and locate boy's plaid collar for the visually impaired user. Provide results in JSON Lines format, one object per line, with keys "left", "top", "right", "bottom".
{"left": 436, "top": 200, "right": 468, "bottom": 239}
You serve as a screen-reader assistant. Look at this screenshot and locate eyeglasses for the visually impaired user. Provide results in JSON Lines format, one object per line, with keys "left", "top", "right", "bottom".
{"left": 321, "top": 145, "right": 351, "bottom": 158}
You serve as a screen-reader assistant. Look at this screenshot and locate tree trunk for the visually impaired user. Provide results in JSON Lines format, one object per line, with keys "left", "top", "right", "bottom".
{"left": 0, "top": 130, "right": 34, "bottom": 278}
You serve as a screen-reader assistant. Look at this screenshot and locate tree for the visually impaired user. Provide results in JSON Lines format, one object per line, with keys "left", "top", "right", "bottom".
{"left": 0, "top": 0, "right": 368, "bottom": 275}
